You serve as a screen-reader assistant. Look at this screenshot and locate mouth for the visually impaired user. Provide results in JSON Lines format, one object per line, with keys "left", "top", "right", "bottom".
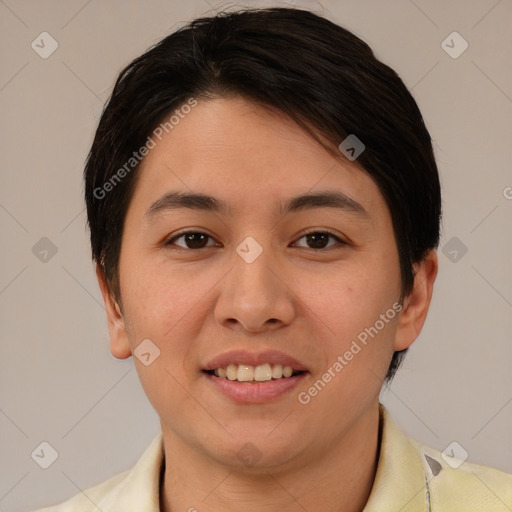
{"left": 203, "top": 363, "right": 305, "bottom": 383}
{"left": 202, "top": 350, "right": 309, "bottom": 403}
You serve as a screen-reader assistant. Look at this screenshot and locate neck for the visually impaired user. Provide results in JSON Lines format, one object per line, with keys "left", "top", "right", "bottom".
{"left": 160, "top": 404, "right": 381, "bottom": 512}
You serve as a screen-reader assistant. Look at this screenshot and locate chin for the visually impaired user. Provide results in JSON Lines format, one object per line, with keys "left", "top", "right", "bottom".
{"left": 197, "top": 427, "right": 309, "bottom": 473}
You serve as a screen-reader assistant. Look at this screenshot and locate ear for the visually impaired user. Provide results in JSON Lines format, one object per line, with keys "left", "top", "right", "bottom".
{"left": 394, "top": 249, "right": 438, "bottom": 351}
{"left": 96, "top": 264, "right": 132, "bottom": 360}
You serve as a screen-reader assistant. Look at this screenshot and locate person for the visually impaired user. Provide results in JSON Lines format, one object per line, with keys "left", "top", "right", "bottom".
{"left": 34, "top": 6, "right": 512, "bottom": 512}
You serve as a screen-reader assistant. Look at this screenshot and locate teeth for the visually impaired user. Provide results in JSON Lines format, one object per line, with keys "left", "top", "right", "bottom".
{"left": 272, "top": 364, "right": 283, "bottom": 379}
{"left": 210, "top": 363, "right": 297, "bottom": 382}
{"left": 254, "top": 363, "right": 272, "bottom": 381}
{"left": 226, "top": 364, "right": 238, "bottom": 380}
{"left": 237, "top": 365, "right": 254, "bottom": 382}
{"left": 282, "top": 366, "right": 293, "bottom": 378}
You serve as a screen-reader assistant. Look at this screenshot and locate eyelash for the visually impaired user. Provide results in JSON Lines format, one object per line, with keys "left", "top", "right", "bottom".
{"left": 164, "top": 229, "right": 347, "bottom": 251}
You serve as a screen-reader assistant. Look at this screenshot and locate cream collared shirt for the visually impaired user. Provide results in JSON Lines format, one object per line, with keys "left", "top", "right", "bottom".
{"left": 35, "top": 405, "right": 512, "bottom": 511}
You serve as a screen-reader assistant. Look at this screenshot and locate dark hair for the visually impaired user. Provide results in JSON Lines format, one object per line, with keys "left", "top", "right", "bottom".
{"left": 84, "top": 7, "right": 441, "bottom": 382}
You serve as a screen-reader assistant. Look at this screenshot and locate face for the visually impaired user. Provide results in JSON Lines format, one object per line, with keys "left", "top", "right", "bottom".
{"left": 99, "top": 96, "right": 435, "bottom": 472}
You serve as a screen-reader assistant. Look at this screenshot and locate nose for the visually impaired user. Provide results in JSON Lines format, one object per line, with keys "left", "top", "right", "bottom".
{"left": 214, "top": 241, "right": 296, "bottom": 333}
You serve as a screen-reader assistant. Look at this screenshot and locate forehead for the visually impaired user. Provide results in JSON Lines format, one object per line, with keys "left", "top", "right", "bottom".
{"left": 131, "top": 96, "right": 385, "bottom": 219}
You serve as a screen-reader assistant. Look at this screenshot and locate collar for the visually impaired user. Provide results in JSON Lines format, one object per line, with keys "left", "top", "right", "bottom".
{"left": 94, "top": 432, "right": 164, "bottom": 510}
{"left": 362, "top": 404, "right": 430, "bottom": 511}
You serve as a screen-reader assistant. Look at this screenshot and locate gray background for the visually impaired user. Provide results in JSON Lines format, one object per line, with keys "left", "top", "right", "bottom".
{"left": 1, "top": 0, "right": 511, "bottom": 510}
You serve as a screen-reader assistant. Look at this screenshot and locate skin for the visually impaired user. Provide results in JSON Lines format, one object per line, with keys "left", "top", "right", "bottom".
{"left": 97, "top": 96, "right": 438, "bottom": 512}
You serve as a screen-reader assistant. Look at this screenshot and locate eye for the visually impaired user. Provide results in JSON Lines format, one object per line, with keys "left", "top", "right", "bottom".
{"left": 164, "top": 229, "right": 347, "bottom": 251}
{"left": 165, "top": 231, "right": 218, "bottom": 250}
{"left": 293, "top": 230, "right": 346, "bottom": 250}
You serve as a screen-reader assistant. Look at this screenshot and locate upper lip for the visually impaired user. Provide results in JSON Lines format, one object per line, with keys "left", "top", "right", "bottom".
{"left": 203, "top": 349, "right": 309, "bottom": 372}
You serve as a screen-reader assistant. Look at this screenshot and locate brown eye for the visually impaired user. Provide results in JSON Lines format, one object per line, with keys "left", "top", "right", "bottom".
{"left": 166, "top": 231, "right": 216, "bottom": 250}
{"left": 294, "top": 231, "right": 346, "bottom": 250}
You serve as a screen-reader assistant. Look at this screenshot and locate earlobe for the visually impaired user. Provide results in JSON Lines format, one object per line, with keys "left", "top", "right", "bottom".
{"left": 394, "top": 250, "right": 438, "bottom": 351}
{"left": 95, "top": 265, "right": 132, "bottom": 360}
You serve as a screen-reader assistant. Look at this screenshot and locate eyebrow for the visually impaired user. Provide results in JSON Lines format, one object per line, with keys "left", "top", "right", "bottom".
{"left": 145, "top": 190, "right": 369, "bottom": 219}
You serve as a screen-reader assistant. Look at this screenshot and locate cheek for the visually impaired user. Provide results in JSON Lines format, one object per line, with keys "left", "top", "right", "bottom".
{"left": 119, "top": 258, "right": 209, "bottom": 368}
{"left": 311, "top": 257, "right": 400, "bottom": 366}
{"left": 317, "top": 263, "right": 392, "bottom": 320}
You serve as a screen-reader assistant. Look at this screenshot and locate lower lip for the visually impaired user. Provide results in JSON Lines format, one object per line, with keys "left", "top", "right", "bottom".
{"left": 203, "top": 371, "right": 308, "bottom": 403}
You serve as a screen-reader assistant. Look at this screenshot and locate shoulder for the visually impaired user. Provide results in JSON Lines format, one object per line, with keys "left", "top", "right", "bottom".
{"left": 410, "top": 437, "right": 512, "bottom": 511}
{"left": 32, "top": 471, "right": 129, "bottom": 512}
{"left": 370, "top": 405, "right": 512, "bottom": 512}
{"left": 31, "top": 433, "right": 164, "bottom": 512}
